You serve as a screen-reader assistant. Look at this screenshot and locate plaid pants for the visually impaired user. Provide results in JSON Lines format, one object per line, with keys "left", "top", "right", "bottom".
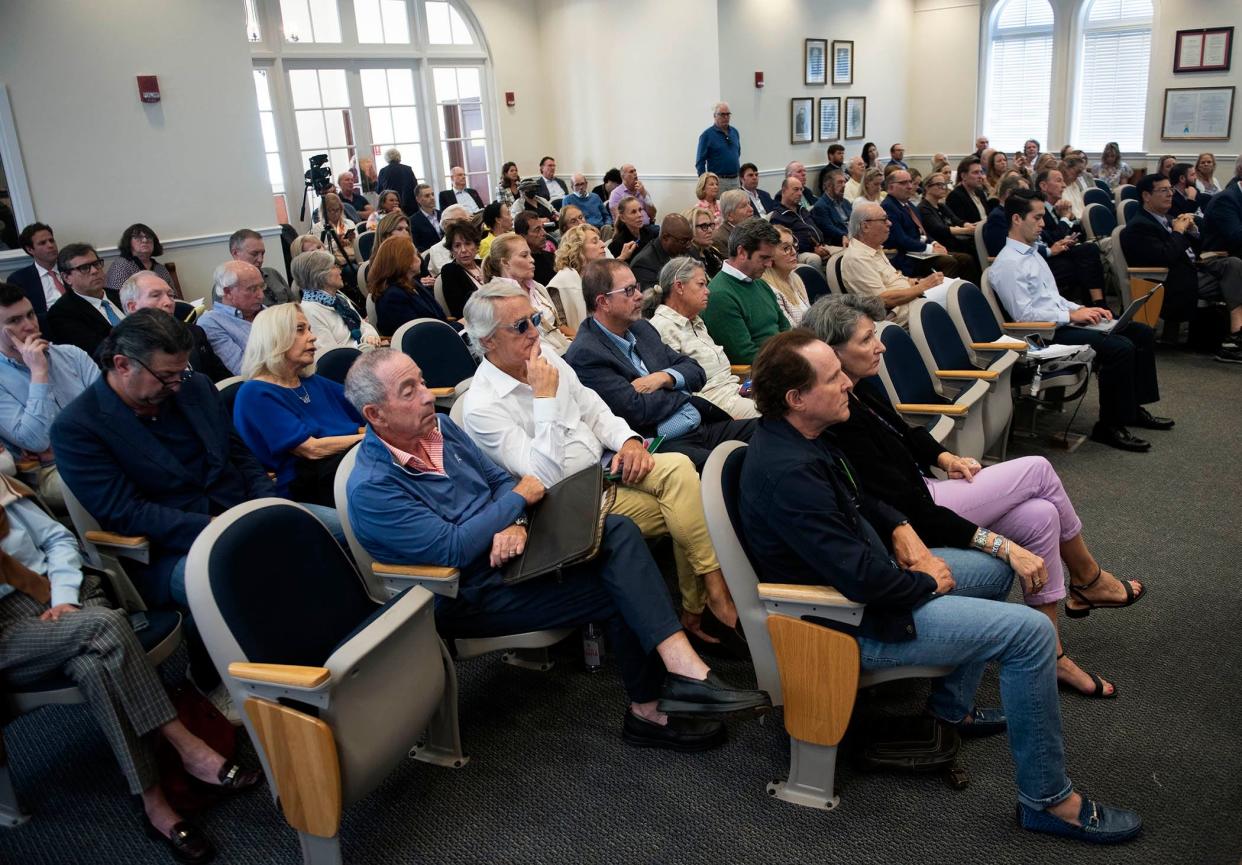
{"left": 0, "top": 575, "right": 177, "bottom": 794}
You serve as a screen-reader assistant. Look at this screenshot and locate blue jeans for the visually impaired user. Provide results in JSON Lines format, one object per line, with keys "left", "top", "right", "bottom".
{"left": 858, "top": 547, "right": 1070, "bottom": 810}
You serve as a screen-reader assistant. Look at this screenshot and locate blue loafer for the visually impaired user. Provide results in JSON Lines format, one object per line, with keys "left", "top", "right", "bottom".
{"left": 947, "top": 707, "right": 1007, "bottom": 738}
{"left": 1017, "top": 796, "right": 1142, "bottom": 844}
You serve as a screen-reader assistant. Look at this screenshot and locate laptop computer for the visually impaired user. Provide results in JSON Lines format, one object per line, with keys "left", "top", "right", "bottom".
{"left": 1075, "top": 286, "right": 1161, "bottom": 333}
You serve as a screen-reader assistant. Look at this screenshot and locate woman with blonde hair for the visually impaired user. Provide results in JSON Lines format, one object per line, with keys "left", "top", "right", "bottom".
{"left": 763, "top": 225, "right": 811, "bottom": 326}
{"left": 684, "top": 205, "right": 724, "bottom": 278}
{"left": 547, "top": 224, "right": 608, "bottom": 330}
{"left": 853, "top": 167, "right": 885, "bottom": 208}
{"left": 233, "top": 303, "right": 365, "bottom": 505}
{"left": 312, "top": 192, "right": 362, "bottom": 306}
{"left": 483, "top": 232, "right": 573, "bottom": 354}
{"left": 695, "top": 172, "right": 723, "bottom": 225}
{"left": 289, "top": 249, "right": 380, "bottom": 358}
{"left": 1195, "top": 152, "right": 1221, "bottom": 194}
{"left": 1091, "top": 142, "right": 1132, "bottom": 189}
{"left": 367, "top": 236, "right": 447, "bottom": 336}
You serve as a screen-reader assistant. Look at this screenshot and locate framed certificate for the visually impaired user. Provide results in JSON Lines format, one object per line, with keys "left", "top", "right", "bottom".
{"left": 1161, "top": 86, "right": 1234, "bottom": 140}
{"left": 831, "top": 40, "right": 854, "bottom": 85}
{"left": 818, "top": 97, "right": 840, "bottom": 142}
{"left": 1174, "top": 27, "right": 1233, "bottom": 72}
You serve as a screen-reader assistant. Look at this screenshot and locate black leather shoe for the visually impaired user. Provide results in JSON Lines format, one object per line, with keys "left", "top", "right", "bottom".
{"left": 1132, "top": 407, "right": 1174, "bottom": 430}
{"left": 214, "top": 760, "right": 263, "bottom": 792}
{"left": 622, "top": 711, "right": 726, "bottom": 752}
{"left": 657, "top": 671, "right": 771, "bottom": 719}
{"left": 144, "top": 818, "right": 216, "bottom": 863}
{"left": 697, "top": 608, "right": 751, "bottom": 661}
{"left": 1089, "top": 424, "right": 1150, "bottom": 452}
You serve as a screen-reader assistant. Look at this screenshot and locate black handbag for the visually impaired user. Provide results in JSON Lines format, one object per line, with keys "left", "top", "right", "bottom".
{"left": 501, "top": 465, "right": 616, "bottom": 585}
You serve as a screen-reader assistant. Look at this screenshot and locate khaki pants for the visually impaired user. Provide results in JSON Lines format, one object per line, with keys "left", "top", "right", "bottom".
{"left": 609, "top": 452, "right": 720, "bottom": 614}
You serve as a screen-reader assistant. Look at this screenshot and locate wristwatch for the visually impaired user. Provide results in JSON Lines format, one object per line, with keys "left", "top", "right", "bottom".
{"left": 512, "top": 515, "right": 530, "bottom": 528}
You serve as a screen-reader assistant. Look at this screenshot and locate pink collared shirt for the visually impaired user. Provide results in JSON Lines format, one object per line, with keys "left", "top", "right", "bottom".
{"left": 380, "top": 421, "right": 446, "bottom": 475}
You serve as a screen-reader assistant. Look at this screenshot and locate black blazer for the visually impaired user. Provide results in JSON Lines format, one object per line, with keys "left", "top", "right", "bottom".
{"left": 536, "top": 176, "right": 569, "bottom": 205}
{"left": 438, "top": 261, "right": 482, "bottom": 318}
{"left": 1120, "top": 208, "right": 1199, "bottom": 320}
{"left": 608, "top": 223, "right": 657, "bottom": 259}
{"left": 946, "top": 184, "right": 989, "bottom": 224}
{"left": 564, "top": 317, "right": 706, "bottom": 436}
{"left": 46, "top": 290, "right": 117, "bottom": 357}
{"left": 408, "top": 210, "right": 443, "bottom": 254}
{"left": 438, "top": 187, "right": 484, "bottom": 213}
{"left": 7, "top": 263, "right": 49, "bottom": 318}
{"left": 377, "top": 161, "right": 419, "bottom": 215}
{"left": 50, "top": 374, "right": 274, "bottom": 607}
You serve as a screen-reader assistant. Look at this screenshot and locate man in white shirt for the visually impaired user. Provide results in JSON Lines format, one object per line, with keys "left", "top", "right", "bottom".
{"left": 989, "top": 190, "right": 1172, "bottom": 452}
{"left": 843, "top": 156, "right": 866, "bottom": 203}
{"left": 536, "top": 157, "right": 569, "bottom": 209}
{"left": 10, "top": 222, "right": 64, "bottom": 317}
{"left": 839, "top": 202, "right": 942, "bottom": 326}
{"left": 460, "top": 283, "right": 742, "bottom": 646}
{"left": 438, "top": 165, "right": 483, "bottom": 214}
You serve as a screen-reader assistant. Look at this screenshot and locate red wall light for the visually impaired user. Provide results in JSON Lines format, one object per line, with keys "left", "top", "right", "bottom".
{"left": 755, "top": 71, "right": 764, "bottom": 88}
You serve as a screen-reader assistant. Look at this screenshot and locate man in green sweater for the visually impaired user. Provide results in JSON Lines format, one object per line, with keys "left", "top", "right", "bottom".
{"left": 700, "top": 219, "right": 789, "bottom": 364}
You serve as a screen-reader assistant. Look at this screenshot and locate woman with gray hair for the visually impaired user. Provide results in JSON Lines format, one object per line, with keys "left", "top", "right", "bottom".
{"left": 802, "top": 295, "right": 1146, "bottom": 698}
{"left": 290, "top": 249, "right": 380, "bottom": 360}
{"left": 649, "top": 256, "right": 758, "bottom": 419}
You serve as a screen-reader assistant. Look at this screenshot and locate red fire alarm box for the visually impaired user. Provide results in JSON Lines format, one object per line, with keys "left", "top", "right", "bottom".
{"left": 137, "top": 76, "right": 161, "bottom": 103}
{"left": 505, "top": 91, "right": 515, "bottom": 107}
{"left": 755, "top": 71, "right": 764, "bottom": 88}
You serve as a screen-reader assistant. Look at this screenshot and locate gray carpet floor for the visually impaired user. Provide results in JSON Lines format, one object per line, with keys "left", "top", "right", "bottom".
{"left": 2, "top": 348, "right": 1240, "bottom": 864}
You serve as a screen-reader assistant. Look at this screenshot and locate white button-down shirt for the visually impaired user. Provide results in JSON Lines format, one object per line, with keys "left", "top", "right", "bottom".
{"left": 80, "top": 291, "right": 125, "bottom": 324}
{"left": 989, "top": 237, "right": 1080, "bottom": 324}
{"left": 461, "top": 352, "right": 639, "bottom": 487}
{"left": 36, "top": 263, "right": 63, "bottom": 307}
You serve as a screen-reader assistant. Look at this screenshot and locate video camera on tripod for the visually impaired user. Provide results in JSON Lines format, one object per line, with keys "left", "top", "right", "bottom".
{"left": 299, "top": 154, "right": 333, "bottom": 220}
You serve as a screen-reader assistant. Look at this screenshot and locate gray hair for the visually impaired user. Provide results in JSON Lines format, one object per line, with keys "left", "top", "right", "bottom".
{"left": 228, "top": 228, "right": 262, "bottom": 255}
{"left": 801, "top": 294, "right": 886, "bottom": 347}
{"left": 95, "top": 308, "right": 193, "bottom": 371}
{"left": 212, "top": 260, "right": 252, "bottom": 303}
{"left": 719, "top": 188, "right": 750, "bottom": 218}
{"left": 462, "top": 280, "right": 529, "bottom": 359}
{"left": 384, "top": 148, "right": 401, "bottom": 164}
{"left": 344, "top": 347, "right": 402, "bottom": 415}
{"left": 784, "top": 161, "right": 803, "bottom": 177}
{"left": 657, "top": 256, "right": 704, "bottom": 298}
{"left": 726, "top": 218, "right": 780, "bottom": 259}
{"left": 848, "top": 202, "right": 884, "bottom": 238}
{"left": 441, "top": 204, "right": 470, "bottom": 225}
{"left": 289, "top": 250, "right": 335, "bottom": 294}
{"left": 118, "top": 271, "right": 171, "bottom": 312}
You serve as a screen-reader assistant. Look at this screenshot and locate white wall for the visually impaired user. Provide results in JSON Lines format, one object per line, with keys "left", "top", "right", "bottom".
{"left": 908, "top": 0, "right": 982, "bottom": 163}
{"left": 0, "top": 0, "right": 274, "bottom": 298}
{"left": 470, "top": 0, "right": 549, "bottom": 178}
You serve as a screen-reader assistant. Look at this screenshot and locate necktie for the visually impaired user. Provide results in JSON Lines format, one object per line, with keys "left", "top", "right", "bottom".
{"left": 906, "top": 203, "right": 926, "bottom": 235}
{"left": 101, "top": 300, "right": 122, "bottom": 325}
{"left": 50, "top": 270, "right": 66, "bottom": 296}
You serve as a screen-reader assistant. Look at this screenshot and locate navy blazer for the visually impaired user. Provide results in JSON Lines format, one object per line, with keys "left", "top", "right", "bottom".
{"left": 377, "top": 161, "right": 419, "bottom": 215}
{"left": 375, "top": 281, "right": 446, "bottom": 337}
{"left": 982, "top": 206, "right": 1009, "bottom": 257}
{"left": 46, "top": 290, "right": 116, "bottom": 357}
{"left": 1120, "top": 208, "right": 1199, "bottom": 320}
{"left": 51, "top": 374, "right": 274, "bottom": 606}
{"left": 7, "top": 263, "right": 49, "bottom": 318}
{"left": 752, "top": 188, "right": 777, "bottom": 215}
{"left": 438, "top": 187, "right": 484, "bottom": 213}
{"left": 1202, "top": 182, "right": 1242, "bottom": 257}
{"left": 881, "top": 196, "right": 930, "bottom": 275}
{"left": 535, "top": 176, "right": 570, "bottom": 205}
{"left": 810, "top": 195, "right": 851, "bottom": 246}
{"left": 408, "top": 209, "right": 443, "bottom": 254}
{"left": 564, "top": 317, "right": 706, "bottom": 437}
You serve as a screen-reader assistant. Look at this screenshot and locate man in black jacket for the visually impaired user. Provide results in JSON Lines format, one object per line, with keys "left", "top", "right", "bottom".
{"left": 1122, "top": 173, "right": 1242, "bottom": 363}
{"left": 376, "top": 147, "right": 419, "bottom": 215}
{"left": 46, "top": 243, "right": 124, "bottom": 356}
{"left": 738, "top": 329, "right": 1142, "bottom": 845}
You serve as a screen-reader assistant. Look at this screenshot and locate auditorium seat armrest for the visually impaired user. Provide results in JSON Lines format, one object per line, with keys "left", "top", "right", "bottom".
{"left": 428, "top": 387, "right": 455, "bottom": 397}
{"left": 971, "top": 340, "right": 1028, "bottom": 351}
{"left": 84, "top": 531, "right": 149, "bottom": 550}
{"left": 1128, "top": 267, "right": 1167, "bottom": 277}
{"left": 757, "top": 583, "right": 859, "bottom": 608}
{"left": 1004, "top": 321, "right": 1056, "bottom": 330}
{"left": 935, "top": 369, "right": 1000, "bottom": 381}
{"left": 730, "top": 364, "right": 750, "bottom": 376}
{"left": 228, "top": 662, "right": 331, "bottom": 689}
{"left": 372, "top": 563, "right": 461, "bottom": 598}
{"left": 894, "top": 403, "right": 969, "bottom": 416}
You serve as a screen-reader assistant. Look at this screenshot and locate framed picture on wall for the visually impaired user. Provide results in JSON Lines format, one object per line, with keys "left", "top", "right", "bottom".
{"left": 818, "top": 97, "right": 840, "bottom": 142}
{"left": 791, "top": 97, "right": 814, "bottom": 144}
{"left": 1161, "top": 86, "right": 1234, "bottom": 140}
{"left": 1174, "top": 27, "right": 1233, "bottom": 72}
{"left": 831, "top": 40, "right": 854, "bottom": 85}
{"left": 844, "top": 96, "right": 866, "bottom": 140}
{"left": 805, "top": 39, "right": 827, "bottom": 86}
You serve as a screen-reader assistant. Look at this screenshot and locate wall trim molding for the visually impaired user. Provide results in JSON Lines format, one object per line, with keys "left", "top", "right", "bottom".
{"left": 0, "top": 225, "right": 284, "bottom": 272}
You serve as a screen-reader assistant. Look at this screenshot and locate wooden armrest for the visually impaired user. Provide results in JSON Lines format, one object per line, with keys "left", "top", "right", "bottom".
{"left": 429, "top": 386, "right": 455, "bottom": 397}
{"left": 729, "top": 364, "right": 751, "bottom": 376}
{"left": 1004, "top": 321, "right": 1056, "bottom": 329}
{"left": 757, "top": 583, "right": 858, "bottom": 607}
{"left": 971, "top": 340, "right": 1027, "bottom": 351}
{"left": 372, "top": 563, "right": 460, "bottom": 580}
{"left": 1128, "top": 267, "right": 1168, "bottom": 275}
{"left": 935, "top": 369, "right": 999, "bottom": 381}
{"left": 84, "top": 530, "right": 149, "bottom": 548}
{"left": 15, "top": 458, "right": 40, "bottom": 472}
{"left": 229, "top": 662, "right": 330, "bottom": 688}
{"left": 894, "top": 403, "right": 969, "bottom": 416}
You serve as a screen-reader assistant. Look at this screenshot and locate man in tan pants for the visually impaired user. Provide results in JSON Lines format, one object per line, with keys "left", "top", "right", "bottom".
{"left": 459, "top": 283, "right": 738, "bottom": 642}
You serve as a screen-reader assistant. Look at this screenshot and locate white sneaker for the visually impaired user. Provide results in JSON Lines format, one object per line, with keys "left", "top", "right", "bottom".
{"left": 207, "top": 684, "right": 243, "bottom": 726}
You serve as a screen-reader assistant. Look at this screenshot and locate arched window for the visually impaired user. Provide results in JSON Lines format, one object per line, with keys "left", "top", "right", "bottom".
{"left": 1070, "top": 0, "right": 1153, "bottom": 152}
{"left": 982, "top": 0, "right": 1054, "bottom": 152}
{"left": 245, "top": 0, "right": 494, "bottom": 225}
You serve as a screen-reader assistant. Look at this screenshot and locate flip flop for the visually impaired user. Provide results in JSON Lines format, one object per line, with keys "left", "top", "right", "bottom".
{"left": 1065, "top": 567, "right": 1147, "bottom": 619}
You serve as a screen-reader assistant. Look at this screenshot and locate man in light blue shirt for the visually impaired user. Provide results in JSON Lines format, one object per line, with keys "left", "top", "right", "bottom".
{"left": 989, "top": 189, "right": 1172, "bottom": 452}
{"left": 197, "top": 261, "right": 264, "bottom": 375}
{"left": 562, "top": 174, "right": 612, "bottom": 227}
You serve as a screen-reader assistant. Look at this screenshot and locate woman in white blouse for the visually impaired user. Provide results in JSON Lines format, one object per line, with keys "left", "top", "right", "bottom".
{"left": 288, "top": 249, "right": 380, "bottom": 360}
{"left": 482, "top": 232, "right": 573, "bottom": 355}
{"left": 649, "top": 256, "right": 758, "bottom": 420}
{"left": 546, "top": 224, "right": 607, "bottom": 331}
{"left": 762, "top": 225, "right": 811, "bottom": 327}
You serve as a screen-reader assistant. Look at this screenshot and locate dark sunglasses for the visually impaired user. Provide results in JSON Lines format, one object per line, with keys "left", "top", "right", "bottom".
{"left": 504, "top": 312, "right": 543, "bottom": 334}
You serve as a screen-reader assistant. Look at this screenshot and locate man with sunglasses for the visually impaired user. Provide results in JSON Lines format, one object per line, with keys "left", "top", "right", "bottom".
{"left": 46, "top": 243, "right": 126, "bottom": 357}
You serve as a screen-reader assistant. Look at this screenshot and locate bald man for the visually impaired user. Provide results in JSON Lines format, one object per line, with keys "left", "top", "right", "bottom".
{"left": 608, "top": 164, "right": 657, "bottom": 225}
{"left": 695, "top": 102, "right": 742, "bottom": 190}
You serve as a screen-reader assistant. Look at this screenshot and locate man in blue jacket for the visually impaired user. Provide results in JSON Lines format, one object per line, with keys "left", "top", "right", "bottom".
{"left": 343, "top": 348, "right": 770, "bottom": 751}
{"left": 881, "top": 169, "right": 965, "bottom": 277}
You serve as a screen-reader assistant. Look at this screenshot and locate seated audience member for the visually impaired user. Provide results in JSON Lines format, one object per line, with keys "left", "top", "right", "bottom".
{"left": 439, "top": 165, "right": 484, "bottom": 214}
{"left": 770, "top": 177, "right": 832, "bottom": 265}
{"left": 0, "top": 282, "right": 97, "bottom": 511}
{"left": 738, "top": 329, "right": 1141, "bottom": 844}
{"left": 806, "top": 294, "right": 1148, "bottom": 696}
{"left": 1092, "top": 142, "right": 1132, "bottom": 190}
{"left": 919, "top": 171, "right": 981, "bottom": 274}
{"left": 344, "top": 348, "right": 770, "bottom": 748}
{"left": 843, "top": 156, "right": 867, "bottom": 202}
{"left": 312, "top": 192, "right": 363, "bottom": 307}
{"left": 1202, "top": 175, "right": 1242, "bottom": 257}
{"left": 981, "top": 149, "right": 1007, "bottom": 198}
{"left": 535, "top": 156, "right": 569, "bottom": 208}
{"left": 461, "top": 283, "right": 743, "bottom": 641}
{"left": 711, "top": 189, "right": 755, "bottom": 256}
{"left": 700, "top": 219, "right": 788, "bottom": 363}
{"left": 882, "top": 169, "right": 967, "bottom": 278}
{"left": 686, "top": 206, "right": 726, "bottom": 279}
{"left": 120, "top": 272, "right": 231, "bottom": 382}
{"left": 337, "top": 170, "right": 372, "bottom": 221}
{"left": 651, "top": 258, "right": 758, "bottom": 421}
{"left": 991, "top": 190, "right": 1172, "bottom": 452}
{"left": 367, "top": 237, "right": 446, "bottom": 337}
{"left": 366, "top": 190, "right": 403, "bottom": 231}
{"left": 234, "top": 305, "right": 364, "bottom": 506}
{"left": 496, "top": 161, "right": 522, "bottom": 209}
{"left": 839, "top": 202, "right": 943, "bottom": 327}
{"left": 438, "top": 220, "right": 485, "bottom": 318}
{"left": 1155, "top": 154, "right": 1176, "bottom": 179}
{"left": 810, "top": 168, "right": 852, "bottom": 248}
{"left": 483, "top": 234, "right": 572, "bottom": 354}
{"left": 853, "top": 168, "right": 885, "bottom": 209}
{"left": 696, "top": 172, "right": 723, "bottom": 225}
{"left": 1169, "top": 163, "right": 1207, "bottom": 218}
{"left": 312, "top": 183, "right": 360, "bottom": 226}
{"left": 548, "top": 224, "right": 608, "bottom": 326}
{"left": 106, "top": 223, "right": 181, "bottom": 299}
{"left": 1194, "top": 153, "right": 1221, "bottom": 195}
{"left": 0, "top": 475, "right": 260, "bottom": 861}
{"left": 515, "top": 211, "right": 557, "bottom": 286}
{"left": 630, "top": 214, "right": 694, "bottom": 291}
{"left": 784, "top": 162, "right": 817, "bottom": 208}
{"left": 557, "top": 205, "right": 586, "bottom": 235}
{"left": 229, "top": 228, "right": 297, "bottom": 305}
{"left": 561, "top": 174, "right": 612, "bottom": 227}
{"left": 1122, "top": 173, "right": 1242, "bottom": 363}
{"left": 409, "top": 184, "right": 444, "bottom": 253}
{"left": 199, "top": 261, "right": 265, "bottom": 375}
{"left": 763, "top": 226, "right": 811, "bottom": 326}
{"left": 47, "top": 243, "right": 125, "bottom": 357}
{"left": 931, "top": 152, "right": 951, "bottom": 180}
{"left": 1024, "top": 138, "right": 1042, "bottom": 166}
{"left": 609, "top": 196, "right": 658, "bottom": 261}
{"left": 1035, "top": 169, "right": 1107, "bottom": 306}
{"left": 512, "top": 179, "right": 557, "bottom": 223}
{"left": 291, "top": 233, "right": 325, "bottom": 256}
{"left": 8, "top": 222, "right": 62, "bottom": 320}
{"left": 566, "top": 260, "right": 755, "bottom": 471}
{"left": 608, "top": 164, "right": 658, "bottom": 225}
{"left": 290, "top": 250, "right": 380, "bottom": 359}
{"left": 1058, "top": 156, "right": 1091, "bottom": 220}
{"left": 1223, "top": 155, "right": 1242, "bottom": 192}
{"left": 739, "top": 163, "right": 774, "bottom": 218}
{"left": 887, "top": 142, "right": 909, "bottom": 171}
{"left": 426, "top": 205, "right": 473, "bottom": 278}
{"left": 591, "top": 167, "right": 623, "bottom": 213}
{"left": 372, "top": 209, "right": 413, "bottom": 251}
{"left": 478, "top": 200, "right": 515, "bottom": 261}
{"left": 948, "top": 156, "right": 991, "bottom": 223}
{"left": 982, "top": 173, "right": 1032, "bottom": 256}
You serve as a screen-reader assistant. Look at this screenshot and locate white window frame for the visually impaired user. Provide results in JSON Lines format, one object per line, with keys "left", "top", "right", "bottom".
{"left": 977, "top": 0, "right": 1058, "bottom": 154}
{"left": 1067, "top": 0, "right": 1153, "bottom": 154}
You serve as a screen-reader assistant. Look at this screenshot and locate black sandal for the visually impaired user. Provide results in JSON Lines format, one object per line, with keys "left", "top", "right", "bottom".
{"left": 1065, "top": 567, "right": 1146, "bottom": 619}
{"left": 1056, "top": 651, "right": 1117, "bottom": 699}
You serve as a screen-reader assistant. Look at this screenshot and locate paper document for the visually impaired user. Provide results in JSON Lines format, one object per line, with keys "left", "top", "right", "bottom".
{"left": 921, "top": 277, "right": 963, "bottom": 308}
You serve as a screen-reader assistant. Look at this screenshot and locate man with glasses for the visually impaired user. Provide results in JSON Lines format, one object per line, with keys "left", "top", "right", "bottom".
{"left": 46, "top": 243, "right": 124, "bottom": 356}
{"left": 566, "top": 259, "right": 755, "bottom": 473}
{"left": 630, "top": 214, "right": 693, "bottom": 290}
{"left": 561, "top": 173, "right": 611, "bottom": 228}
{"left": 198, "top": 260, "right": 265, "bottom": 375}
{"left": 882, "top": 169, "right": 967, "bottom": 278}
{"left": 810, "top": 168, "right": 852, "bottom": 248}
{"left": 0, "top": 281, "right": 98, "bottom": 512}
{"left": 700, "top": 219, "right": 789, "bottom": 365}
{"left": 839, "top": 202, "right": 944, "bottom": 327}
{"left": 695, "top": 103, "right": 742, "bottom": 191}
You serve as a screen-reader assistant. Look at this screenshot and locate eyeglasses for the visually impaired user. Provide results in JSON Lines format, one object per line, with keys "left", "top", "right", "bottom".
{"left": 131, "top": 232, "right": 154, "bottom": 242}
{"left": 129, "top": 355, "right": 194, "bottom": 386}
{"left": 716, "top": 111, "right": 731, "bottom": 117}
{"left": 695, "top": 223, "right": 714, "bottom": 231}
{"left": 926, "top": 182, "right": 948, "bottom": 189}
{"left": 862, "top": 217, "right": 892, "bottom": 224}
{"left": 604, "top": 283, "right": 641, "bottom": 298}
{"left": 778, "top": 243, "right": 797, "bottom": 253}
{"left": 504, "top": 312, "right": 543, "bottom": 335}
{"left": 66, "top": 258, "right": 106, "bottom": 275}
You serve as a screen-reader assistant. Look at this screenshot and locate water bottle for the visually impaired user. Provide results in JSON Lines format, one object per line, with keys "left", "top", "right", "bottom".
{"left": 1029, "top": 364, "right": 1042, "bottom": 397}
{"left": 582, "top": 623, "right": 604, "bottom": 672}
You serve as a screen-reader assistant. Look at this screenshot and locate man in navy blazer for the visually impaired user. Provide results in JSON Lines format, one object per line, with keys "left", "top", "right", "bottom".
{"left": 376, "top": 147, "right": 419, "bottom": 215}
{"left": 1203, "top": 178, "right": 1242, "bottom": 259}
{"left": 7, "top": 222, "right": 63, "bottom": 323}
{"left": 564, "top": 259, "right": 754, "bottom": 471}
{"left": 408, "top": 184, "right": 443, "bottom": 253}
{"left": 740, "top": 163, "right": 775, "bottom": 217}
{"left": 881, "top": 169, "right": 964, "bottom": 277}
{"left": 46, "top": 243, "right": 126, "bottom": 356}
{"left": 809, "top": 169, "right": 852, "bottom": 247}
